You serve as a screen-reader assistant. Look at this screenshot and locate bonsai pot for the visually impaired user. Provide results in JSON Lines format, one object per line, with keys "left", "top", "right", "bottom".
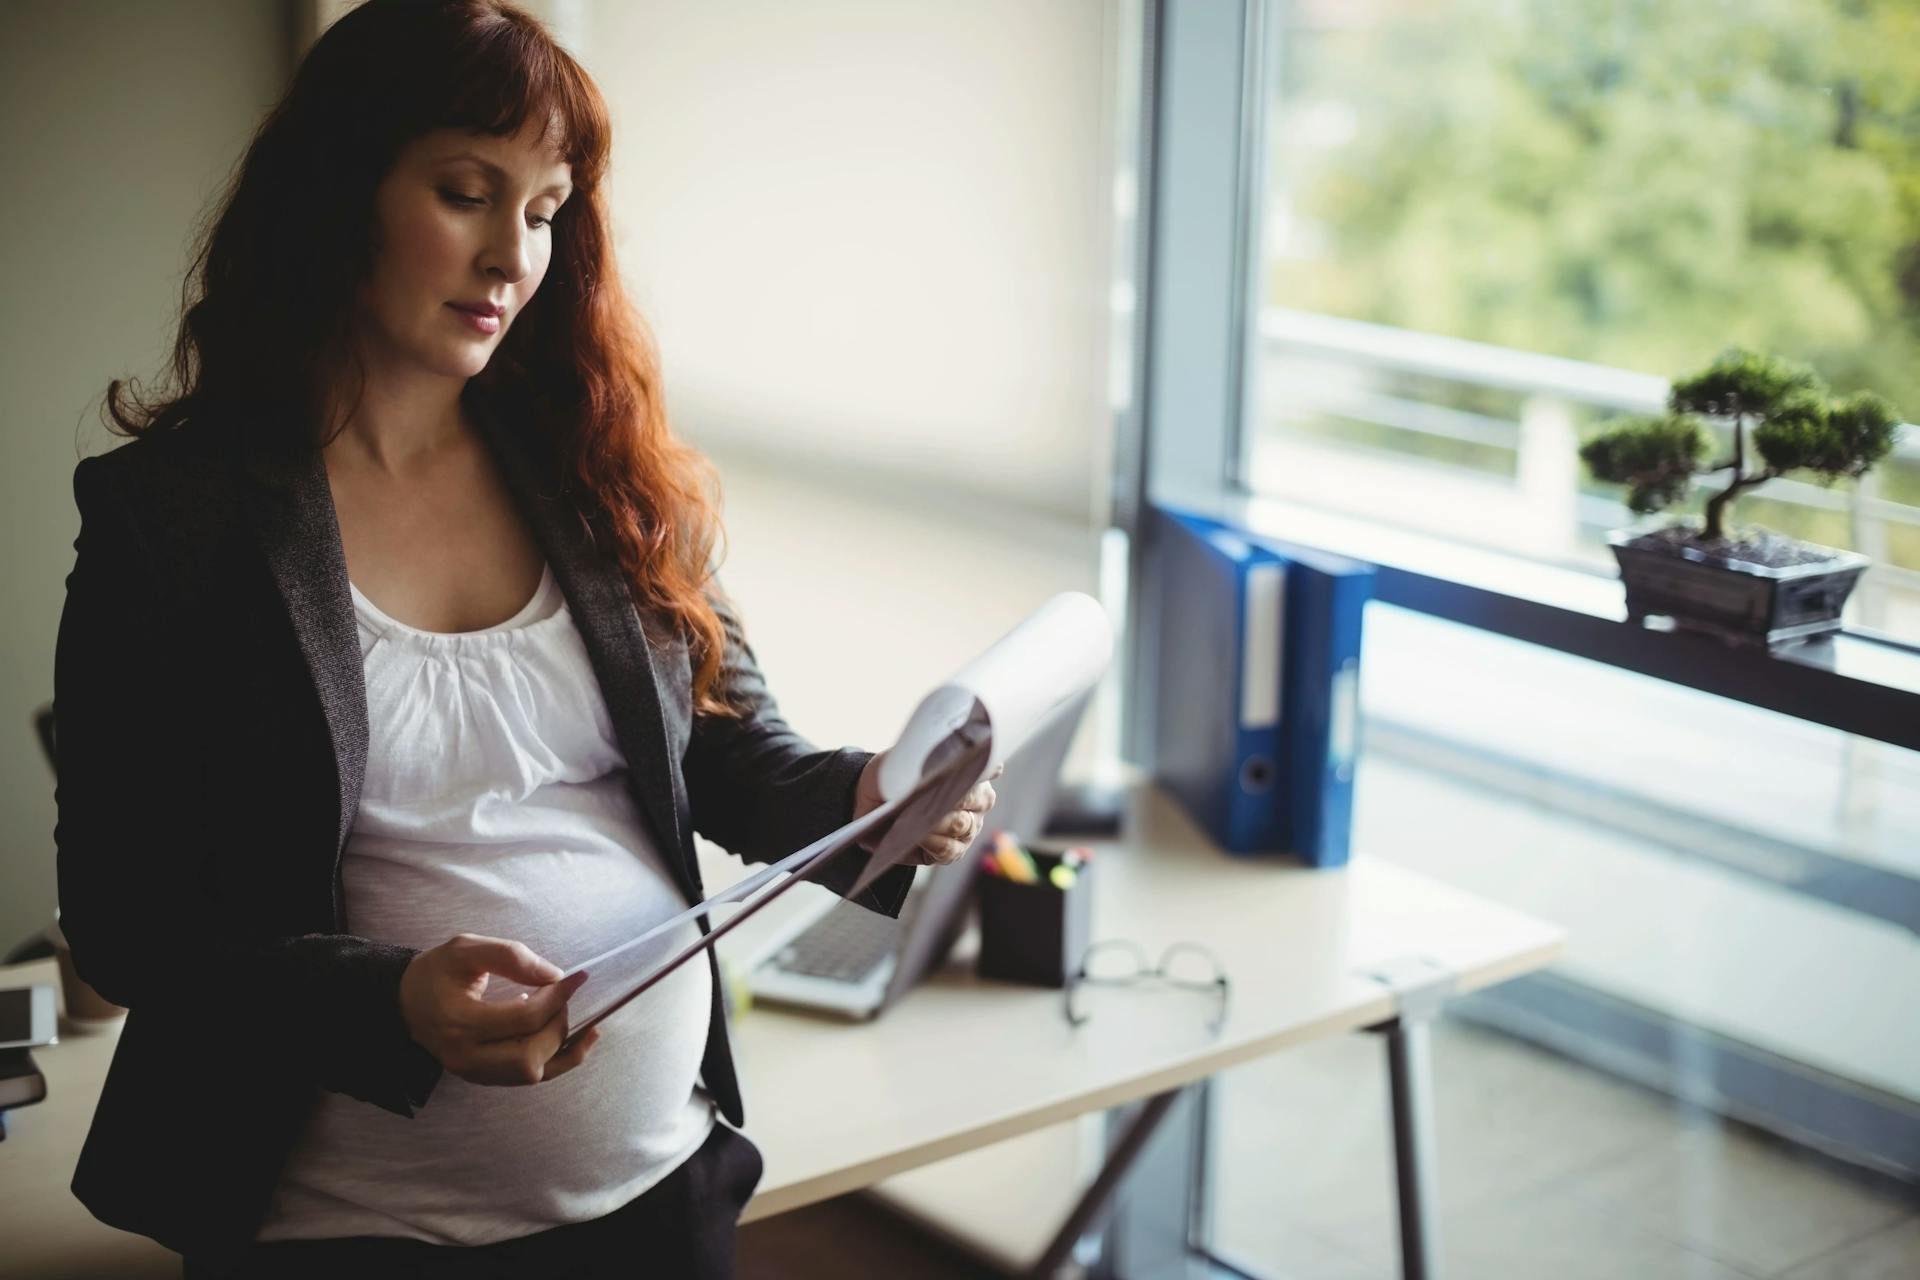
{"left": 1606, "top": 522, "right": 1870, "bottom": 648}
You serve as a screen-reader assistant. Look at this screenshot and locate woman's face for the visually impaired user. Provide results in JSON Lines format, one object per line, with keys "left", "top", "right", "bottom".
{"left": 357, "top": 120, "right": 574, "bottom": 382}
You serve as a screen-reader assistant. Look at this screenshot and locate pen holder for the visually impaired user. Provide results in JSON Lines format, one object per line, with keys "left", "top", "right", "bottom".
{"left": 976, "top": 842, "right": 1092, "bottom": 989}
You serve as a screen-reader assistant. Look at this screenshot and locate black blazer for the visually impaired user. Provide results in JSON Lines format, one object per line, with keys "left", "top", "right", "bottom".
{"left": 51, "top": 381, "right": 914, "bottom": 1261}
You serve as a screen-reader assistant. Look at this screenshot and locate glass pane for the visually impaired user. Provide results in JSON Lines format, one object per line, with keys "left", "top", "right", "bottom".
{"left": 1252, "top": 0, "right": 1920, "bottom": 642}
{"left": 1207, "top": 608, "right": 1920, "bottom": 1277}
{"left": 1214, "top": 8, "right": 1920, "bottom": 1270}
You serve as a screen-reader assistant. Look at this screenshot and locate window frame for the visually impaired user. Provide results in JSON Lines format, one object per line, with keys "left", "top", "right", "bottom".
{"left": 1117, "top": 0, "right": 1920, "bottom": 769}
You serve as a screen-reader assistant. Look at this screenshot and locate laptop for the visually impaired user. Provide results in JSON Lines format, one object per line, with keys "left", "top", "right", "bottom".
{"left": 742, "top": 686, "right": 1093, "bottom": 1021}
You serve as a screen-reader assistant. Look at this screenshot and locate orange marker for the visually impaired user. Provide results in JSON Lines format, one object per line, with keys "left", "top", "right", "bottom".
{"left": 1007, "top": 846, "right": 1040, "bottom": 884}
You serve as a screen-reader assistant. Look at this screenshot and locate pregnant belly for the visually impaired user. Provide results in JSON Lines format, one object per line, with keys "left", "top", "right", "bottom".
{"left": 262, "top": 920, "right": 716, "bottom": 1245}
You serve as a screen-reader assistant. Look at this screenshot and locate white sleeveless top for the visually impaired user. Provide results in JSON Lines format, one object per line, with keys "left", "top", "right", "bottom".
{"left": 257, "top": 562, "right": 718, "bottom": 1246}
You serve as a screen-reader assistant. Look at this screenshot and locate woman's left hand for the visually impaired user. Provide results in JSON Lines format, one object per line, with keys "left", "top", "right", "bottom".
{"left": 852, "top": 751, "right": 1004, "bottom": 866}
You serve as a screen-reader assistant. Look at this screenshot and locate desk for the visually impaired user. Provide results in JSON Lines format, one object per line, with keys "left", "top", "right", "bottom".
{"left": 726, "top": 783, "right": 1562, "bottom": 1277}
{"left": 0, "top": 784, "right": 1562, "bottom": 1279}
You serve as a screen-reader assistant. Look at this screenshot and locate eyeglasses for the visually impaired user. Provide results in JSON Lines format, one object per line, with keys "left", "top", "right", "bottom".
{"left": 1062, "top": 939, "right": 1231, "bottom": 1033}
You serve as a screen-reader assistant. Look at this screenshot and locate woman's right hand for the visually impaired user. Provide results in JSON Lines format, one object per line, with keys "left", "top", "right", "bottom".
{"left": 399, "top": 933, "right": 601, "bottom": 1086}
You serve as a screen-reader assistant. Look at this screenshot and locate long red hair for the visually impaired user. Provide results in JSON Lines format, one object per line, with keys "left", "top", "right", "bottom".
{"left": 103, "top": 0, "right": 745, "bottom": 718}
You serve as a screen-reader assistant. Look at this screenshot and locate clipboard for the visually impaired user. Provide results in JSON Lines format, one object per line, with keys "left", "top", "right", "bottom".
{"left": 555, "top": 723, "right": 992, "bottom": 1051}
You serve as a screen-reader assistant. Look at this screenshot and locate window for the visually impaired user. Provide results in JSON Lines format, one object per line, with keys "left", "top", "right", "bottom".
{"left": 1136, "top": 0, "right": 1920, "bottom": 1217}
{"left": 1251, "top": 0, "right": 1920, "bottom": 641}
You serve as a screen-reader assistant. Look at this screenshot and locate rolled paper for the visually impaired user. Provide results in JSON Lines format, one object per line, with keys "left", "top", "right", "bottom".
{"left": 877, "top": 592, "right": 1113, "bottom": 804}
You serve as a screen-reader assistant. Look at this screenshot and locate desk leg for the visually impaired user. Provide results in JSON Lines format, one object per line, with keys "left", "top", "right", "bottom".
{"left": 1029, "top": 1086, "right": 1184, "bottom": 1279}
{"left": 1382, "top": 1016, "right": 1441, "bottom": 1280}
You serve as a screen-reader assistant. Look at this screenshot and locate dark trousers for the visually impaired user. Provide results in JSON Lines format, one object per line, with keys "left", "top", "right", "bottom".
{"left": 182, "top": 1120, "right": 764, "bottom": 1280}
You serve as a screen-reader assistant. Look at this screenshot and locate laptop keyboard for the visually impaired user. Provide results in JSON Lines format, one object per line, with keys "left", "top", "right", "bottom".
{"left": 773, "top": 901, "right": 902, "bottom": 983}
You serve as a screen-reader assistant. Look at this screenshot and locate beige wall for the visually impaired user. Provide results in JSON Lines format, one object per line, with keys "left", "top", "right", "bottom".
{"left": 0, "top": 1, "right": 294, "bottom": 952}
{"left": 583, "top": 0, "right": 1117, "bottom": 524}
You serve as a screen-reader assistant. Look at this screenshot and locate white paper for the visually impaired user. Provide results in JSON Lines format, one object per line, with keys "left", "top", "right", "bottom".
{"left": 557, "top": 733, "right": 991, "bottom": 1045}
{"left": 559, "top": 800, "right": 901, "bottom": 985}
{"left": 875, "top": 591, "right": 1113, "bottom": 802}
{"left": 509, "top": 590, "right": 1113, "bottom": 1040}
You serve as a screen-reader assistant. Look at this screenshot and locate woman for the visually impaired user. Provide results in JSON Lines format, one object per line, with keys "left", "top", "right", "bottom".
{"left": 51, "top": 2, "right": 998, "bottom": 1276}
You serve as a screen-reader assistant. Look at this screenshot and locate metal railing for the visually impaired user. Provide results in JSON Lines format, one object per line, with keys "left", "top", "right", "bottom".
{"left": 1256, "top": 307, "right": 1920, "bottom": 628}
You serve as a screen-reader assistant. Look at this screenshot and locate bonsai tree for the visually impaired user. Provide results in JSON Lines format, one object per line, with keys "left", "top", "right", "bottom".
{"left": 1579, "top": 349, "right": 1904, "bottom": 544}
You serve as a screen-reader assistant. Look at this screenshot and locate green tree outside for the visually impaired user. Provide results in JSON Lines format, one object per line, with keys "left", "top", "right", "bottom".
{"left": 1262, "top": 0, "right": 1920, "bottom": 574}
{"left": 1268, "top": 0, "right": 1920, "bottom": 411}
